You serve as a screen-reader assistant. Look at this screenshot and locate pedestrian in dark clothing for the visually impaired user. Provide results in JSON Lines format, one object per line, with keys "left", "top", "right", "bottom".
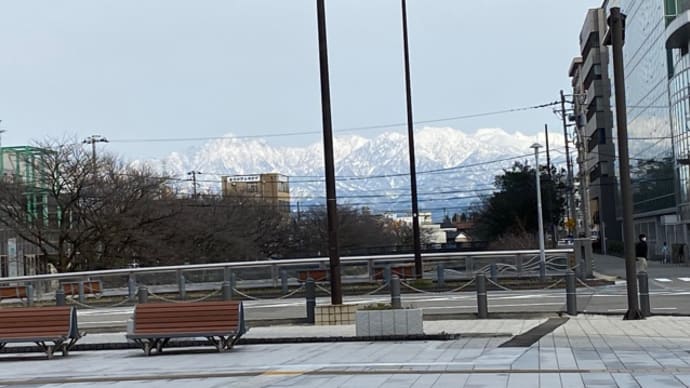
{"left": 635, "top": 234, "right": 648, "bottom": 272}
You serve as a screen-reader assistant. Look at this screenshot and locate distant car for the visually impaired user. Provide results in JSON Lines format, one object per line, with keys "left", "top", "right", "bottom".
{"left": 558, "top": 237, "right": 575, "bottom": 246}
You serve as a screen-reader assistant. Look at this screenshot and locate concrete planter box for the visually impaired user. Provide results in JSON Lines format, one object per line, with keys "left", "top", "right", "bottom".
{"left": 355, "top": 308, "right": 423, "bottom": 336}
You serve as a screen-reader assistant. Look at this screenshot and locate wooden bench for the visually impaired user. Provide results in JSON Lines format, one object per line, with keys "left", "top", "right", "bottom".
{"left": 0, "top": 285, "right": 27, "bottom": 299}
{"left": 62, "top": 280, "right": 102, "bottom": 296}
{"left": 297, "top": 269, "right": 329, "bottom": 282}
{"left": 0, "top": 306, "right": 81, "bottom": 359}
{"left": 126, "top": 301, "right": 247, "bottom": 356}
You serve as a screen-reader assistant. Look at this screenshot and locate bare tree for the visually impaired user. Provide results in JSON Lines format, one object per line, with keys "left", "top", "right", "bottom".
{"left": 0, "top": 139, "right": 175, "bottom": 272}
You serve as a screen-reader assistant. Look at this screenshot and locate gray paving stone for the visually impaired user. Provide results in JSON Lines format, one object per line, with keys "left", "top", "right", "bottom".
{"left": 506, "top": 373, "right": 539, "bottom": 388}
{"left": 431, "top": 374, "right": 470, "bottom": 387}
{"left": 610, "top": 373, "right": 640, "bottom": 388}
{"left": 580, "top": 372, "right": 617, "bottom": 387}
{"left": 559, "top": 373, "right": 586, "bottom": 388}
{"left": 464, "top": 373, "right": 509, "bottom": 388}
{"left": 633, "top": 374, "right": 686, "bottom": 387}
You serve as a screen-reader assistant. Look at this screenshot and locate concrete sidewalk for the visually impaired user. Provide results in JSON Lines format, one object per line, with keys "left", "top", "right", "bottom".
{"left": 3, "top": 316, "right": 690, "bottom": 386}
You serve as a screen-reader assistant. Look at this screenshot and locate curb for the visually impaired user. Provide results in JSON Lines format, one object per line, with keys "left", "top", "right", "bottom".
{"left": 0, "top": 332, "right": 514, "bottom": 354}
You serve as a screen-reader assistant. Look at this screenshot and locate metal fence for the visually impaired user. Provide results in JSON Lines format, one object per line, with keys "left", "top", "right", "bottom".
{"left": 0, "top": 248, "right": 574, "bottom": 306}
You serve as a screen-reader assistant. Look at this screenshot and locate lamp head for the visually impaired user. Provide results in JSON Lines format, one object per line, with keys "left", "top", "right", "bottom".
{"left": 530, "top": 143, "right": 543, "bottom": 150}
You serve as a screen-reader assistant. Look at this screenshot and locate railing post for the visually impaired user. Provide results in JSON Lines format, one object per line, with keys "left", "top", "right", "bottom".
{"left": 490, "top": 263, "right": 498, "bottom": 282}
{"left": 55, "top": 288, "right": 65, "bottom": 306}
{"left": 476, "top": 272, "right": 488, "bottom": 319}
{"left": 539, "top": 260, "right": 546, "bottom": 281}
{"left": 638, "top": 271, "right": 650, "bottom": 317}
{"left": 128, "top": 273, "right": 137, "bottom": 302}
{"left": 305, "top": 277, "right": 316, "bottom": 324}
{"left": 271, "top": 264, "right": 278, "bottom": 288}
{"left": 223, "top": 267, "right": 231, "bottom": 283}
{"left": 566, "top": 270, "right": 577, "bottom": 316}
{"left": 138, "top": 286, "right": 148, "bottom": 304}
{"left": 390, "top": 275, "right": 402, "bottom": 309}
{"left": 280, "top": 268, "right": 288, "bottom": 294}
{"left": 26, "top": 283, "right": 34, "bottom": 306}
{"left": 436, "top": 263, "right": 445, "bottom": 288}
{"left": 222, "top": 281, "right": 232, "bottom": 300}
{"left": 367, "top": 259, "right": 375, "bottom": 281}
{"left": 177, "top": 270, "right": 186, "bottom": 300}
{"left": 78, "top": 280, "right": 85, "bottom": 304}
{"left": 384, "top": 264, "right": 392, "bottom": 285}
{"left": 466, "top": 256, "right": 474, "bottom": 275}
{"left": 516, "top": 254, "right": 523, "bottom": 277}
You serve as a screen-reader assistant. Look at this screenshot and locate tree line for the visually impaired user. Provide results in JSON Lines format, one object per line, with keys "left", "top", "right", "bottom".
{"left": 0, "top": 140, "right": 417, "bottom": 272}
{"left": 0, "top": 141, "right": 567, "bottom": 273}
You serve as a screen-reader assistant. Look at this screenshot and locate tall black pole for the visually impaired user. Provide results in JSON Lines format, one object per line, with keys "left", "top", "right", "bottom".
{"left": 606, "top": 7, "right": 641, "bottom": 320}
{"left": 560, "top": 90, "right": 576, "bottom": 235}
{"left": 401, "top": 0, "right": 423, "bottom": 278}
{"left": 316, "top": 0, "right": 342, "bottom": 304}
{"left": 544, "top": 124, "right": 555, "bottom": 245}
{"left": 544, "top": 124, "right": 552, "bottom": 178}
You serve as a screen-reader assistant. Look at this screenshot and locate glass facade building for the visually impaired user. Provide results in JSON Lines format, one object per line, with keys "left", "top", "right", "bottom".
{"left": 583, "top": 0, "right": 678, "bottom": 254}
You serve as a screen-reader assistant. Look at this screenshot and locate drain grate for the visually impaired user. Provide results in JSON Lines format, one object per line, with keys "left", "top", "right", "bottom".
{"left": 498, "top": 317, "right": 569, "bottom": 348}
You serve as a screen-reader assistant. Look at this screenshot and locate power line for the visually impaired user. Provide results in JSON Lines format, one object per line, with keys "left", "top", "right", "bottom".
{"left": 107, "top": 101, "right": 561, "bottom": 144}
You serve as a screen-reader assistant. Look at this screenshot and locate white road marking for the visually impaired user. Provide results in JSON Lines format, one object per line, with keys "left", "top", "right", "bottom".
{"left": 424, "top": 302, "right": 564, "bottom": 310}
{"left": 655, "top": 278, "right": 672, "bottom": 282}
{"left": 678, "top": 277, "right": 690, "bottom": 282}
{"left": 654, "top": 307, "right": 678, "bottom": 310}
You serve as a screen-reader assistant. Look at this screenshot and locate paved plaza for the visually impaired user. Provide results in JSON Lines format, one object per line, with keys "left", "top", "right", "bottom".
{"left": 2, "top": 316, "right": 690, "bottom": 386}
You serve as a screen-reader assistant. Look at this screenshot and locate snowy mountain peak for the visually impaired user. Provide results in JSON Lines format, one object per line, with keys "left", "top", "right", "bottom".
{"left": 145, "top": 127, "right": 566, "bottom": 218}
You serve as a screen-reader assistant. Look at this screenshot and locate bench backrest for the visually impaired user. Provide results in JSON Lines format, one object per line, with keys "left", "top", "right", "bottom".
{"left": 133, "top": 301, "right": 245, "bottom": 336}
{"left": 0, "top": 306, "right": 78, "bottom": 339}
{"left": 298, "top": 270, "right": 329, "bottom": 282}
{"left": 0, "top": 286, "right": 27, "bottom": 299}
{"left": 63, "top": 281, "right": 102, "bottom": 296}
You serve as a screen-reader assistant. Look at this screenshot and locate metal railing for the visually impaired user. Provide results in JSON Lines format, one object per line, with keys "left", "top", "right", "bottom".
{"left": 0, "top": 248, "right": 574, "bottom": 306}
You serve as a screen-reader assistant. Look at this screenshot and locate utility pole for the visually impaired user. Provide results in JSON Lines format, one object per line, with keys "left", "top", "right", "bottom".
{"left": 544, "top": 124, "right": 555, "bottom": 245}
{"left": 605, "top": 7, "right": 642, "bottom": 320}
{"left": 0, "top": 120, "right": 5, "bottom": 174}
{"left": 560, "top": 91, "right": 576, "bottom": 236}
{"left": 187, "top": 171, "right": 202, "bottom": 199}
{"left": 316, "top": 0, "right": 343, "bottom": 305}
{"left": 401, "top": 0, "right": 423, "bottom": 279}
{"left": 83, "top": 135, "right": 108, "bottom": 169}
{"left": 544, "top": 124, "right": 551, "bottom": 178}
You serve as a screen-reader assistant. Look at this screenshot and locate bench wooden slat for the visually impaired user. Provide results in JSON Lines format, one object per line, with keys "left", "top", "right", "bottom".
{"left": 137, "top": 316, "right": 239, "bottom": 325}
{"left": 0, "top": 320, "right": 69, "bottom": 329}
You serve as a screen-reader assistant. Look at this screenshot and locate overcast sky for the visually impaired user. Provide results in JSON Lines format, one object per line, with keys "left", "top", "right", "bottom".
{"left": 0, "top": 0, "right": 603, "bottom": 160}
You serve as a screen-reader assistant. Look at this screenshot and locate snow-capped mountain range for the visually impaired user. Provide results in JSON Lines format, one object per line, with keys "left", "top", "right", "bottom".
{"left": 146, "top": 127, "right": 566, "bottom": 219}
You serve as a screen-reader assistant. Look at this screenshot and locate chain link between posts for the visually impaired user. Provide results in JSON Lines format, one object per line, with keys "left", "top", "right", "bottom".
{"left": 66, "top": 296, "right": 130, "bottom": 309}
{"left": 146, "top": 286, "right": 222, "bottom": 303}
{"left": 230, "top": 283, "right": 306, "bottom": 301}
{"left": 397, "top": 277, "right": 477, "bottom": 294}
{"left": 544, "top": 278, "right": 564, "bottom": 289}
{"left": 485, "top": 277, "right": 513, "bottom": 291}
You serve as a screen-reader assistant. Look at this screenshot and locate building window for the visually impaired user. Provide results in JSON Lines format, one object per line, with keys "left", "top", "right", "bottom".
{"left": 247, "top": 183, "right": 258, "bottom": 193}
{"left": 278, "top": 182, "right": 289, "bottom": 193}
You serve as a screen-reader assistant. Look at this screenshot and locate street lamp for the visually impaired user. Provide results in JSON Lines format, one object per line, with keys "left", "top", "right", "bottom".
{"left": 531, "top": 143, "right": 546, "bottom": 280}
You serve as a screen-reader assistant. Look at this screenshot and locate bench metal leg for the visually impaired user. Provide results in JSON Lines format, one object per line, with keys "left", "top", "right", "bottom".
{"left": 227, "top": 335, "right": 241, "bottom": 351}
{"left": 156, "top": 338, "right": 169, "bottom": 353}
